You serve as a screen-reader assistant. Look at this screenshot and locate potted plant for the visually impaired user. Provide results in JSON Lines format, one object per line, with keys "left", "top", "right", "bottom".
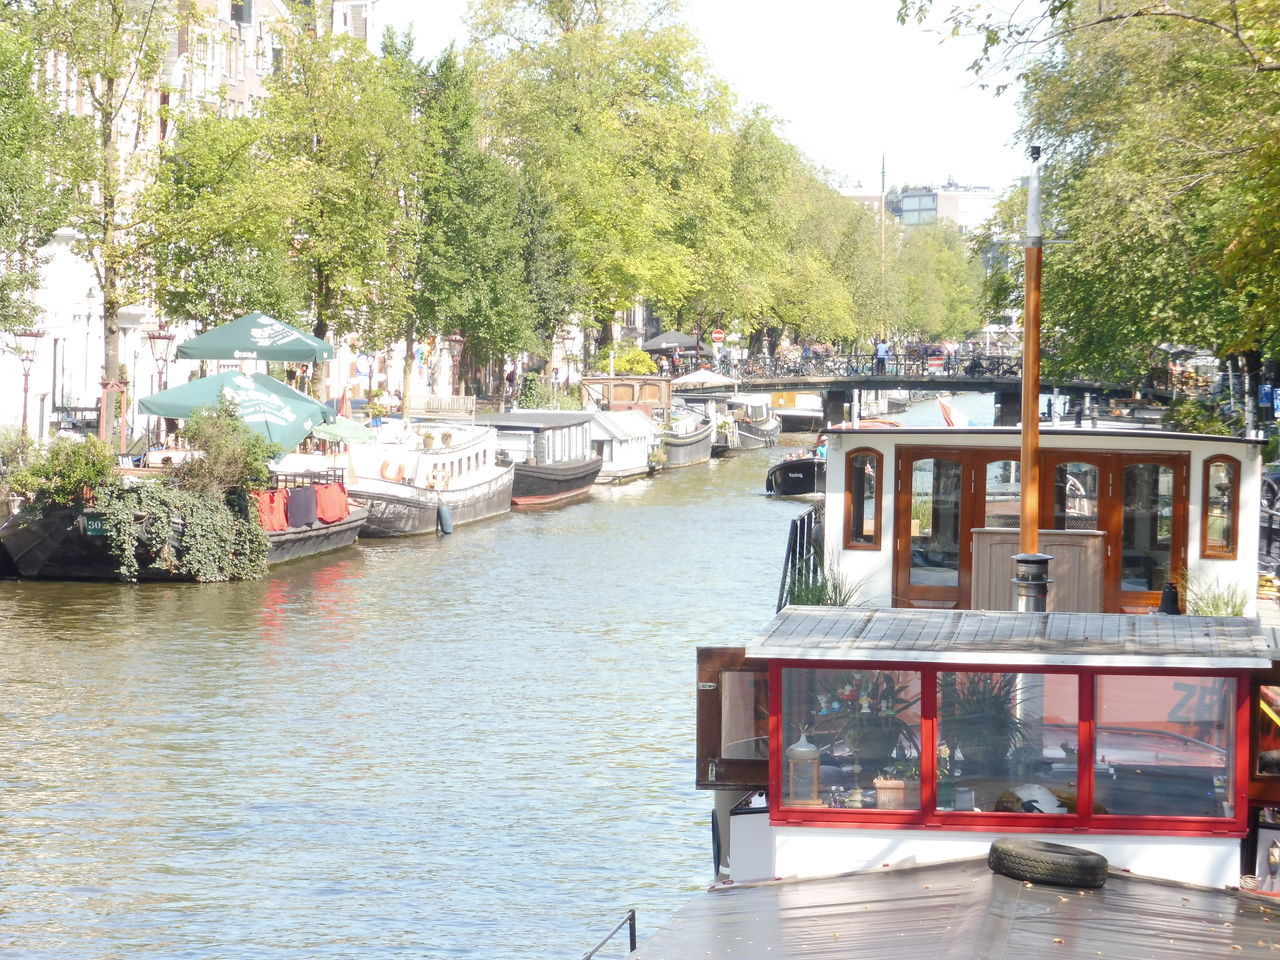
{"left": 937, "top": 672, "right": 1027, "bottom": 776}
{"left": 815, "top": 670, "right": 921, "bottom": 777}
{"left": 422, "top": 431, "right": 435, "bottom": 450}
{"left": 441, "top": 430, "right": 453, "bottom": 447}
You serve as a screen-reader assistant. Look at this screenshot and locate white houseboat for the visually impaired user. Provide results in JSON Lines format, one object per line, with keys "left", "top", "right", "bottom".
{"left": 694, "top": 423, "right": 1279, "bottom": 891}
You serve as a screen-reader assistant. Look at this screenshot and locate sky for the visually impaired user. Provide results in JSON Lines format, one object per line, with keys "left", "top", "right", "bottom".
{"left": 373, "top": 0, "right": 1027, "bottom": 195}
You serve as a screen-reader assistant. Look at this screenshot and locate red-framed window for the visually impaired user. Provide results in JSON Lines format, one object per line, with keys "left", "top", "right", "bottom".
{"left": 842, "top": 447, "right": 883, "bottom": 550}
{"left": 1201, "top": 455, "right": 1240, "bottom": 560}
{"left": 768, "top": 659, "right": 1248, "bottom": 836}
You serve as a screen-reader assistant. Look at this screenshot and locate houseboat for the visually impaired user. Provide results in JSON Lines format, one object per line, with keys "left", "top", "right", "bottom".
{"left": 725, "top": 393, "right": 781, "bottom": 449}
{"left": 653, "top": 423, "right": 1280, "bottom": 957}
{"left": 658, "top": 404, "right": 715, "bottom": 468}
{"left": 589, "top": 410, "right": 659, "bottom": 483}
{"left": 579, "top": 375, "right": 670, "bottom": 417}
{"left": 335, "top": 420, "right": 514, "bottom": 536}
{"left": 478, "top": 411, "right": 603, "bottom": 506}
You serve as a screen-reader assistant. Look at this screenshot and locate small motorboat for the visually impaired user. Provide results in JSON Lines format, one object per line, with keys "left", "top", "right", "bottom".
{"left": 765, "top": 455, "right": 826, "bottom": 496}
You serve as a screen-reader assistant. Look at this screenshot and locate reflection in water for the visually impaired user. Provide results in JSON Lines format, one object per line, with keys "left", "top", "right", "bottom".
{"left": 0, "top": 447, "right": 804, "bottom": 958}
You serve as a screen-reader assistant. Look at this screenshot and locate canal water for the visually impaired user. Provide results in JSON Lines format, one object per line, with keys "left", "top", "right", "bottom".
{"left": 0, "top": 443, "right": 815, "bottom": 959}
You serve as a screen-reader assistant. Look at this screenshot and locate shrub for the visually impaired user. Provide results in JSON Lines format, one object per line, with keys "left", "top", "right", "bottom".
{"left": 6, "top": 435, "right": 117, "bottom": 506}
{"left": 591, "top": 347, "right": 658, "bottom": 375}
{"left": 172, "top": 396, "right": 281, "bottom": 497}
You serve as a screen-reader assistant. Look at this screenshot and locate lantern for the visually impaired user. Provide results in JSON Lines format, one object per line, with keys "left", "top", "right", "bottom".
{"left": 785, "top": 731, "right": 821, "bottom": 806}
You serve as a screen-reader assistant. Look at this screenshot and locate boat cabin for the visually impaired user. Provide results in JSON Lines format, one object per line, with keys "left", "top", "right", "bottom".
{"left": 698, "top": 606, "right": 1280, "bottom": 889}
{"left": 822, "top": 426, "right": 1262, "bottom": 616}
{"left": 579, "top": 375, "right": 671, "bottom": 417}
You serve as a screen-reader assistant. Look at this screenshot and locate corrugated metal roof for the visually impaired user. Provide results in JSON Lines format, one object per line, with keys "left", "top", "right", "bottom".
{"left": 633, "top": 858, "right": 1280, "bottom": 959}
{"left": 745, "top": 607, "right": 1275, "bottom": 668}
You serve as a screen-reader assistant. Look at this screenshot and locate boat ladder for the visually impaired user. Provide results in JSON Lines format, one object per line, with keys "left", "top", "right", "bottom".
{"left": 581, "top": 909, "right": 636, "bottom": 959}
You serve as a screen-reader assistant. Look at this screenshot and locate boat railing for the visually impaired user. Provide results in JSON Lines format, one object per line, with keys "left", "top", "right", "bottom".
{"left": 405, "top": 393, "right": 476, "bottom": 424}
{"left": 778, "top": 501, "right": 825, "bottom": 611}
{"left": 581, "top": 909, "right": 636, "bottom": 960}
{"left": 271, "top": 467, "right": 345, "bottom": 489}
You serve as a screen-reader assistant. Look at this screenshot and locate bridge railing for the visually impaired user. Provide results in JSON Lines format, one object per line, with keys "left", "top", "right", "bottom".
{"left": 708, "top": 353, "right": 1025, "bottom": 381}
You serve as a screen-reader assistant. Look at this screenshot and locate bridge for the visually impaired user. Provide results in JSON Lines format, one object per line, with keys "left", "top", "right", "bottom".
{"left": 676, "top": 353, "right": 1153, "bottom": 425}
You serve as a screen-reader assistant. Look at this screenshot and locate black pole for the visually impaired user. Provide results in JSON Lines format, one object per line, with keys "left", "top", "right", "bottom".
{"left": 1012, "top": 552, "right": 1053, "bottom": 613}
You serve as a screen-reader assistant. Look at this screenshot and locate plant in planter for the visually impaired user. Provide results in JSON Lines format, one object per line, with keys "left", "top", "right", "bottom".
{"left": 441, "top": 430, "right": 453, "bottom": 447}
{"left": 937, "top": 672, "right": 1028, "bottom": 776}
{"left": 816, "top": 670, "right": 921, "bottom": 777}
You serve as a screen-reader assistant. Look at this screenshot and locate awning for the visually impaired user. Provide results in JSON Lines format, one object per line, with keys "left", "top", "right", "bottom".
{"left": 635, "top": 858, "right": 1280, "bottom": 959}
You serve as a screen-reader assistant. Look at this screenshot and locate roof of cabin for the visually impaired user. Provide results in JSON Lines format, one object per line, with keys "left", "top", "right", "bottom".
{"left": 747, "top": 607, "right": 1276, "bottom": 668}
{"left": 824, "top": 424, "right": 1264, "bottom": 445}
{"left": 590, "top": 410, "right": 657, "bottom": 440}
{"left": 477, "top": 411, "right": 594, "bottom": 430}
{"left": 635, "top": 858, "right": 1280, "bottom": 959}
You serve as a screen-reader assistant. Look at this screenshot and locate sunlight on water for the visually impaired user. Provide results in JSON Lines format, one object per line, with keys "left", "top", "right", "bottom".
{"left": 0, "top": 447, "right": 806, "bottom": 959}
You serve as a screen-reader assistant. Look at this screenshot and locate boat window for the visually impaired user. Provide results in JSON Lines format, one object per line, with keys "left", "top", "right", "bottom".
{"left": 1256, "top": 685, "right": 1280, "bottom": 778}
{"left": 908, "top": 458, "right": 961, "bottom": 587}
{"left": 781, "top": 667, "right": 922, "bottom": 810}
{"left": 1051, "top": 462, "right": 1099, "bottom": 530}
{"left": 721, "top": 671, "right": 768, "bottom": 761}
{"left": 640, "top": 383, "right": 663, "bottom": 403}
{"left": 612, "top": 384, "right": 636, "bottom": 403}
{"left": 1122, "top": 464, "right": 1174, "bottom": 592}
{"left": 1201, "top": 456, "right": 1239, "bottom": 560}
{"left": 936, "top": 672, "right": 1078, "bottom": 815}
{"left": 843, "top": 449, "right": 881, "bottom": 549}
{"left": 983, "top": 460, "right": 1020, "bottom": 528}
{"left": 1094, "top": 675, "right": 1233, "bottom": 818}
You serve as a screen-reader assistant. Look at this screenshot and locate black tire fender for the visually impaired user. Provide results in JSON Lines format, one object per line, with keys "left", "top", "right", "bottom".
{"left": 988, "top": 838, "right": 1108, "bottom": 888}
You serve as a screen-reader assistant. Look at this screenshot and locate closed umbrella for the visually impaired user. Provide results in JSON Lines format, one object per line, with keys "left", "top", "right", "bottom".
{"left": 138, "top": 371, "right": 335, "bottom": 452}
{"left": 175, "top": 311, "right": 335, "bottom": 362}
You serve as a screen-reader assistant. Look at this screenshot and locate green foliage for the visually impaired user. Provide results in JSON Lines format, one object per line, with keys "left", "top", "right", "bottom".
{"left": 1183, "top": 571, "right": 1248, "bottom": 616}
{"left": 6, "top": 436, "right": 118, "bottom": 506}
{"left": 786, "top": 566, "right": 864, "bottom": 607}
{"left": 0, "top": 24, "right": 76, "bottom": 332}
{"left": 171, "top": 396, "right": 280, "bottom": 496}
{"left": 591, "top": 347, "right": 657, "bottom": 375}
{"left": 1164, "top": 397, "right": 1234, "bottom": 436}
{"left": 92, "top": 481, "right": 268, "bottom": 582}
{"left": 938, "top": 672, "right": 1028, "bottom": 775}
{"left": 0, "top": 427, "right": 33, "bottom": 472}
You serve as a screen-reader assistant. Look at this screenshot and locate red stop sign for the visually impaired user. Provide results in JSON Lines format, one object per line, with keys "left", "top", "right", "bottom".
{"left": 711, "top": 328, "right": 725, "bottom": 343}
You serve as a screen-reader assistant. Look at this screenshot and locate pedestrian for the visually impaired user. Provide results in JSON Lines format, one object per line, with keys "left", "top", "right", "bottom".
{"left": 874, "top": 339, "right": 889, "bottom": 375}
{"left": 814, "top": 435, "right": 828, "bottom": 459}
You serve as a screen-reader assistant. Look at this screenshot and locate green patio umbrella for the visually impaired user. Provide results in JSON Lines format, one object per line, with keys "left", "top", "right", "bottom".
{"left": 175, "top": 311, "right": 335, "bottom": 362}
{"left": 138, "top": 371, "right": 335, "bottom": 452}
{"left": 311, "top": 416, "right": 377, "bottom": 445}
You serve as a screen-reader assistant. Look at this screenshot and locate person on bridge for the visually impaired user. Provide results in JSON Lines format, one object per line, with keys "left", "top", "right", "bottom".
{"left": 874, "top": 339, "right": 890, "bottom": 375}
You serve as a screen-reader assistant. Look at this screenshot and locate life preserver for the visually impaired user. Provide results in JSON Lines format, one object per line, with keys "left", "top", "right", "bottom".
{"left": 380, "top": 461, "right": 405, "bottom": 482}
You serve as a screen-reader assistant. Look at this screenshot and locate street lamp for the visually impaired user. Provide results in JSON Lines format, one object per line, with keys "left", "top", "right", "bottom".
{"left": 146, "top": 325, "right": 176, "bottom": 444}
{"left": 15, "top": 330, "right": 45, "bottom": 439}
{"left": 445, "top": 331, "right": 465, "bottom": 396}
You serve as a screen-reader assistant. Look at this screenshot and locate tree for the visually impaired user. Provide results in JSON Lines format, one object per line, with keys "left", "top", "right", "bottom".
{"left": 257, "top": 18, "right": 410, "bottom": 389}
{"left": 384, "top": 41, "right": 535, "bottom": 405}
{"left": 19, "top": 0, "right": 187, "bottom": 440}
{"left": 470, "top": 0, "right": 721, "bottom": 343}
{"left": 0, "top": 24, "right": 77, "bottom": 333}
{"left": 141, "top": 113, "right": 306, "bottom": 335}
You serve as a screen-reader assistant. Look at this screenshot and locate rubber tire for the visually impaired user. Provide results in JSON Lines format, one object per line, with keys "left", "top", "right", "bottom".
{"left": 988, "top": 838, "right": 1108, "bottom": 888}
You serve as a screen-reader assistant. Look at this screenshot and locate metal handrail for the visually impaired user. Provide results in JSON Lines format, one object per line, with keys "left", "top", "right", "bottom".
{"left": 581, "top": 909, "right": 637, "bottom": 959}
{"left": 778, "top": 502, "right": 824, "bottom": 611}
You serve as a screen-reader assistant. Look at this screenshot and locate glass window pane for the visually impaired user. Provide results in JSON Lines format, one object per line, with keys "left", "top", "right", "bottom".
{"left": 1122, "top": 464, "right": 1174, "bottom": 591}
{"left": 720, "top": 671, "right": 768, "bottom": 761}
{"left": 937, "top": 672, "right": 1079, "bottom": 813}
{"left": 909, "top": 458, "right": 961, "bottom": 587}
{"left": 782, "top": 667, "right": 922, "bottom": 809}
{"left": 1258, "top": 685, "right": 1280, "bottom": 777}
{"left": 1206, "top": 460, "right": 1236, "bottom": 554}
{"left": 848, "top": 453, "right": 879, "bottom": 544}
{"left": 1095, "top": 675, "right": 1233, "bottom": 818}
{"left": 984, "top": 460, "right": 1020, "bottom": 528}
{"left": 1052, "top": 462, "right": 1099, "bottom": 530}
